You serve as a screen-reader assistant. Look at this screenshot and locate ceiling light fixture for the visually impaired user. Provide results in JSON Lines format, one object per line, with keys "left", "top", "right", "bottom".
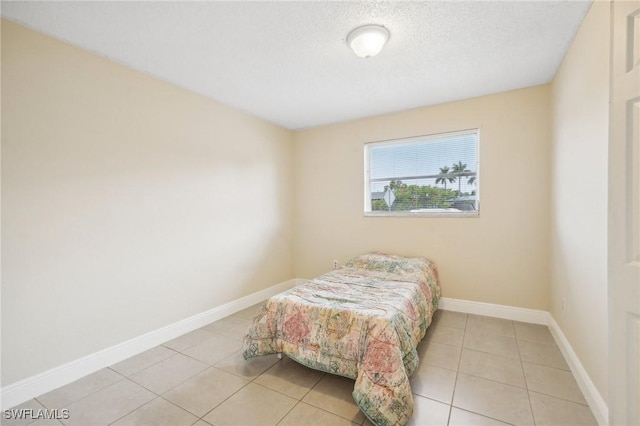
{"left": 346, "top": 24, "right": 390, "bottom": 58}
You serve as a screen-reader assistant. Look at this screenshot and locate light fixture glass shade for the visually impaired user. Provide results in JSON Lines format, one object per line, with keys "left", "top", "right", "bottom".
{"left": 347, "top": 25, "right": 390, "bottom": 58}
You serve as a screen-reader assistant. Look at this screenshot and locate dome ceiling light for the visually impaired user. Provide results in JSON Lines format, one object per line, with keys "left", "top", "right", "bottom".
{"left": 346, "top": 24, "right": 390, "bottom": 58}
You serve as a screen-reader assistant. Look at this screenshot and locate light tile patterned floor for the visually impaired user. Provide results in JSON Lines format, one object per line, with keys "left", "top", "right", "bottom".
{"left": 5, "top": 307, "right": 598, "bottom": 426}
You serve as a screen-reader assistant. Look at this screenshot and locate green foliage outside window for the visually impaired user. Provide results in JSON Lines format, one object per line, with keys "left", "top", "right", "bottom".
{"left": 372, "top": 179, "right": 459, "bottom": 211}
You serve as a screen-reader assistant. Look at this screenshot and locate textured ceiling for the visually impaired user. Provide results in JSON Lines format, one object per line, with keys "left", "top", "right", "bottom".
{"left": 2, "top": 1, "right": 592, "bottom": 130}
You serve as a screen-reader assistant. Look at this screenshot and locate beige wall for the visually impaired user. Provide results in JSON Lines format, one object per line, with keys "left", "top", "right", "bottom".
{"left": 550, "top": 1, "right": 610, "bottom": 402}
{"left": 293, "top": 86, "right": 552, "bottom": 310}
{"left": 3, "top": 5, "right": 610, "bottom": 403}
{"left": 1, "top": 20, "right": 294, "bottom": 385}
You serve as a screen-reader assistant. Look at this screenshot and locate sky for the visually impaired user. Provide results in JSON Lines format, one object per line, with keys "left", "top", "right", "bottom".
{"left": 368, "top": 131, "right": 478, "bottom": 194}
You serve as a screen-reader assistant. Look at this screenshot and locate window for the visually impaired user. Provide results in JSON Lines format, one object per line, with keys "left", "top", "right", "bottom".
{"left": 364, "top": 129, "right": 479, "bottom": 216}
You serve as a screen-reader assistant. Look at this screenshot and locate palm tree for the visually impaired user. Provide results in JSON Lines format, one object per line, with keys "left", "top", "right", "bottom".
{"left": 468, "top": 175, "right": 476, "bottom": 186}
{"left": 435, "top": 166, "right": 455, "bottom": 190}
{"left": 386, "top": 179, "right": 405, "bottom": 191}
{"left": 451, "top": 161, "right": 470, "bottom": 194}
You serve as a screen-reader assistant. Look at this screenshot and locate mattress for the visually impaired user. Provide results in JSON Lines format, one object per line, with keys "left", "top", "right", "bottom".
{"left": 242, "top": 253, "right": 440, "bottom": 425}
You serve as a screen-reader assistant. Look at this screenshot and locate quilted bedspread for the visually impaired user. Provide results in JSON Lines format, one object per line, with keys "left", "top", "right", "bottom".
{"left": 242, "top": 253, "right": 440, "bottom": 426}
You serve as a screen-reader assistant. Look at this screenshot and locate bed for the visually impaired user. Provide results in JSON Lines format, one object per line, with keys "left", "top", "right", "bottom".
{"left": 242, "top": 253, "right": 440, "bottom": 426}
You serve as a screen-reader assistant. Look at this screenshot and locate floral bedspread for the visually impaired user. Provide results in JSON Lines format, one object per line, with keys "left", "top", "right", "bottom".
{"left": 242, "top": 253, "right": 440, "bottom": 426}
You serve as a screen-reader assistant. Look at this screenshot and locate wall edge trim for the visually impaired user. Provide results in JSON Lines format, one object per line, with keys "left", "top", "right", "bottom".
{"left": 2, "top": 289, "right": 608, "bottom": 426}
{"left": 547, "top": 315, "right": 609, "bottom": 426}
{"left": 0, "top": 278, "right": 301, "bottom": 410}
{"left": 439, "top": 296, "right": 608, "bottom": 426}
{"left": 438, "top": 297, "right": 549, "bottom": 324}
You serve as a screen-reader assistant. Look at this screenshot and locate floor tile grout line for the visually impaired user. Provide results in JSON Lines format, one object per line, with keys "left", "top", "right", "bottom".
{"left": 275, "top": 399, "right": 360, "bottom": 425}
{"left": 109, "top": 346, "right": 180, "bottom": 378}
{"left": 247, "top": 357, "right": 325, "bottom": 403}
{"left": 157, "top": 394, "right": 209, "bottom": 422}
{"left": 458, "top": 346, "right": 523, "bottom": 361}
{"left": 286, "top": 316, "right": 560, "bottom": 423}
{"left": 448, "top": 406, "right": 519, "bottom": 426}
{"left": 176, "top": 344, "right": 244, "bottom": 368}
{"left": 162, "top": 328, "right": 219, "bottom": 352}
{"left": 516, "top": 336, "right": 561, "bottom": 346}
{"left": 105, "top": 393, "right": 164, "bottom": 426}
{"left": 29, "top": 309, "right": 589, "bottom": 426}
{"left": 265, "top": 358, "right": 362, "bottom": 424}
{"left": 195, "top": 375, "right": 254, "bottom": 422}
{"left": 295, "top": 363, "right": 327, "bottom": 401}
{"left": 447, "top": 315, "right": 528, "bottom": 424}
{"left": 128, "top": 351, "right": 197, "bottom": 382}
{"left": 248, "top": 359, "right": 361, "bottom": 426}
{"left": 519, "top": 352, "right": 591, "bottom": 406}
{"left": 189, "top": 418, "right": 205, "bottom": 426}
{"left": 213, "top": 354, "right": 281, "bottom": 381}
{"left": 163, "top": 339, "right": 211, "bottom": 354}
{"left": 513, "top": 323, "right": 538, "bottom": 426}
{"left": 36, "top": 369, "right": 129, "bottom": 420}
{"left": 423, "top": 338, "right": 464, "bottom": 349}
{"left": 126, "top": 361, "right": 215, "bottom": 406}
{"left": 454, "top": 370, "right": 530, "bottom": 391}
{"left": 520, "top": 358, "right": 572, "bottom": 373}
{"left": 455, "top": 318, "right": 530, "bottom": 389}
{"left": 526, "top": 389, "right": 592, "bottom": 407}
{"left": 58, "top": 376, "right": 151, "bottom": 426}
{"left": 445, "top": 311, "right": 467, "bottom": 426}
{"left": 274, "top": 399, "right": 302, "bottom": 426}
{"left": 452, "top": 318, "right": 535, "bottom": 426}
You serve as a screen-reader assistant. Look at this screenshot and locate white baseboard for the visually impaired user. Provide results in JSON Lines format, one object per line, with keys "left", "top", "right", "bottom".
{"left": 2, "top": 285, "right": 608, "bottom": 426}
{"left": 0, "top": 279, "right": 299, "bottom": 410}
{"left": 547, "top": 316, "right": 609, "bottom": 426}
{"left": 439, "top": 297, "right": 549, "bottom": 324}
{"left": 439, "top": 297, "right": 608, "bottom": 426}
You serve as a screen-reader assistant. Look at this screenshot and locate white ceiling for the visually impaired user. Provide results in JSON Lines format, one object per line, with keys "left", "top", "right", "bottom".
{"left": 2, "top": 1, "right": 592, "bottom": 130}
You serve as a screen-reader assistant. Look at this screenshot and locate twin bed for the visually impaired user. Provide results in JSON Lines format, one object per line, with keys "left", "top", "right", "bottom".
{"left": 242, "top": 253, "right": 440, "bottom": 426}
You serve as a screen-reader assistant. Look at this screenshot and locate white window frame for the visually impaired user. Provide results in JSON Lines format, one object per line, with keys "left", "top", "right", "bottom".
{"left": 364, "top": 129, "right": 480, "bottom": 217}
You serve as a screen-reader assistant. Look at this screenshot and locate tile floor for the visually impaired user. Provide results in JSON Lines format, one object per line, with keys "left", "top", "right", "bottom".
{"left": 4, "top": 306, "right": 598, "bottom": 426}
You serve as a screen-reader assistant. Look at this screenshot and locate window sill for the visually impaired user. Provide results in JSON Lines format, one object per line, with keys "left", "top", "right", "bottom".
{"left": 364, "top": 211, "right": 480, "bottom": 218}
